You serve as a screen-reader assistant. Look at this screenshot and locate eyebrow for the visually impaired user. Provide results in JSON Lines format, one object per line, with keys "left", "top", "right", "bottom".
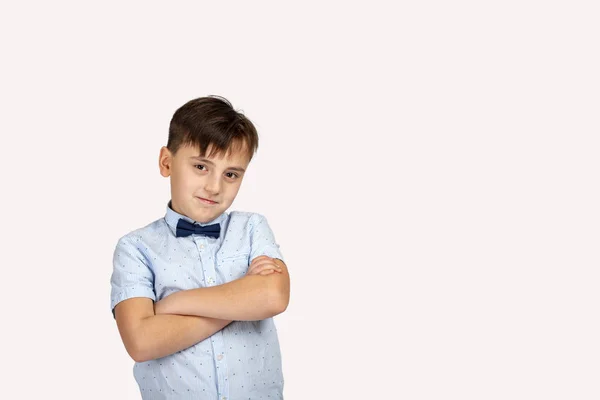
{"left": 189, "top": 157, "right": 246, "bottom": 173}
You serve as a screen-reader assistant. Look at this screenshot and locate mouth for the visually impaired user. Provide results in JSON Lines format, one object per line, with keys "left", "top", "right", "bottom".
{"left": 197, "top": 196, "right": 218, "bottom": 205}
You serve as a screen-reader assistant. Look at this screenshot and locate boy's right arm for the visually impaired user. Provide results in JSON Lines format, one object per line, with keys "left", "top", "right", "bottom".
{"left": 112, "top": 237, "right": 231, "bottom": 362}
{"left": 114, "top": 297, "right": 232, "bottom": 363}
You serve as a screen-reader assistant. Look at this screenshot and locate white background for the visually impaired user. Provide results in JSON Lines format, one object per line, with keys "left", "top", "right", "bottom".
{"left": 2, "top": 1, "right": 599, "bottom": 399}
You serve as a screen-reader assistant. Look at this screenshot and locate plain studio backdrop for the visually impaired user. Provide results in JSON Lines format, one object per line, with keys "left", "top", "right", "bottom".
{"left": 1, "top": 1, "right": 598, "bottom": 399}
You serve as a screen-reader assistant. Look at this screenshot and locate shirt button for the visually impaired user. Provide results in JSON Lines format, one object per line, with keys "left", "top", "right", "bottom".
{"left": 217, "top": 354, "right": 223, "bottom": 361}
{"left": 199, "top": 244, "right": 205, "bottom": 249}
{"left": 222, "top": 397, "right": 227, "bottom": 400}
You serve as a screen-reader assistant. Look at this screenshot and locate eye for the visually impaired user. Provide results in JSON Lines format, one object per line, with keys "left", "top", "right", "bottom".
{"left": 225, "top": 172, "right": 239, "bottom": 179}
{"left": 194, "top": 164, "right": 207, "bottom": 171}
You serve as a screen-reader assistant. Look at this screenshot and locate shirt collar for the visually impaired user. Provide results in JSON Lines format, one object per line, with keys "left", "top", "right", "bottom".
{"left": 164, "top": 200, "right": 229, "bottom": 237}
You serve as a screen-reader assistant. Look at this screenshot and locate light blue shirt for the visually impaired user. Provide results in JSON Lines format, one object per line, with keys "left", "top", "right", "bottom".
{"left": 110, "top": 201, "right": 286, "bottom": 399}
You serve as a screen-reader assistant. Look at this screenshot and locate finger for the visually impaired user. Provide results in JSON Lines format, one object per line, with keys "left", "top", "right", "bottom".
{"left": 257, "top": 262, "right": 282, "bottom": 273}
{"left": 259, "top": 269, "right": 281, "bottom": 276}
{"left": 248, "top": 258, "right": 270, "bottom": 273}
{"left": 250, "top": 255, "right": 271, "bottom": 264}
{"left": 249, "top": 260, "right": 282, "bottom": 275}
{"left": 253, "top": 263, "right": 281, "bottom": 274}
{"left": 250, "top": 259, "right": 281, "bottom": 272}
{"left": 250, "top": 256, "right": 273, "bottom": 268}
{"left": 247, "top": 262, "right": 273, "bottom": 275}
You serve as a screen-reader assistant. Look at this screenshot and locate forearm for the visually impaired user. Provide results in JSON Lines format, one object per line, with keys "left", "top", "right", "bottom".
{"left": 134, "top": 314, "right": 232, "bottom": 362}
{"left": 155, "top": 275, "right": 283, "bottom": 321}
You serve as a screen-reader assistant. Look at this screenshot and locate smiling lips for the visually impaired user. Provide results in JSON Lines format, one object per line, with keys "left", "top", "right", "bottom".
{"left": 197, "top": 197, "right": 218, "bottom": 204}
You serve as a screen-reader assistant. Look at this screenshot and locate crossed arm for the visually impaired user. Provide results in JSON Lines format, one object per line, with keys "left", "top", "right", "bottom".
{"left": 114, "top": 257, "right": 290, "bottom": 362}
{"left": 154, "top": 257, "right": 289, "bottom": 320}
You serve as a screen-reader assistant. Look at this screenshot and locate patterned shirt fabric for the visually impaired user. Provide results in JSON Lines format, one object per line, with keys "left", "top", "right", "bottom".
{"left": 110, "top": 200, "right": 286, "bottom": 400}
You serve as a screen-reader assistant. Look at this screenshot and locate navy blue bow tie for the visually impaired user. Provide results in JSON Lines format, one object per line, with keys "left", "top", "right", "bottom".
{"left": 175, "top": 218, "right": 221, "bottom": 238}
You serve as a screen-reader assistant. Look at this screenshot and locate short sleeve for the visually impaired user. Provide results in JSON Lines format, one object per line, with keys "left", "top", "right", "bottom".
{"left": 249, "top": 213, "right": 285, "bottom": 263}
{"left": 110, "top": 237, "right": 156, "bottom": 319}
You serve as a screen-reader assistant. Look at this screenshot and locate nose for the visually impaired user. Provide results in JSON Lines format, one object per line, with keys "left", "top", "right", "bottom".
{"left": 204, "top": 174, "right": 221, "bottom": 195}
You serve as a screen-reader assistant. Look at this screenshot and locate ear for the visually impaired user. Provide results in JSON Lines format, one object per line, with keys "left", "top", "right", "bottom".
{"left": 158, "top": 146, "right": 173, "bottom": 177}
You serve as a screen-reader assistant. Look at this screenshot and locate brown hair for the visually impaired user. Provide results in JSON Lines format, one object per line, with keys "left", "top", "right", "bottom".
{"left": 167, "top": 95, "right": 259, "bottom": 161}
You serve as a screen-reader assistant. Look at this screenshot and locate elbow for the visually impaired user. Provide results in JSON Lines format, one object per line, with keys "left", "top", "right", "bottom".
{"left": 126, "top": 340, "right": 149, "bottom": 363}
{"left": 131, "top": 348, "right": 147, "bottom": 363}
{"left": 277, "top": 288, "right": 290, "bottom": 313}
{"left": 264, "top": 258, "right": 290, "bottom": 316}
{"left": 130, "top": 342, "right": 154, "bottom": 363}
{"left": 124, "top": 327, "right": 153, "bottom": 362}
{"left": 131, "top": 352, "right": 146, "bottom": 363}
{"left": 133, "top": 354, "right": 151, "bottom": 363}
{"left": 115, "top": 303, "right": 156, "bottom": 363}
{"left": 268, "top": 287, "right": 289, "bottom": 316}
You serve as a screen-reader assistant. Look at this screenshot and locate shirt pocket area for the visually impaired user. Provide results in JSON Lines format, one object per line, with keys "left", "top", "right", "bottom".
{"left": 218, "top": 252, "right": 250, "bottom": 281}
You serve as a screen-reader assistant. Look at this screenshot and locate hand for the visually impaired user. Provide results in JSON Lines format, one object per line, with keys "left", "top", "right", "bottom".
{"left": 246, "top": 255, "right": 282, "bottom": 276}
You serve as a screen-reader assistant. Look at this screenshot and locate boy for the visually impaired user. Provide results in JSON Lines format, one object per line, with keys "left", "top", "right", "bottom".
{"left": 110, "top": 96, "right": 290, "bottom": 400}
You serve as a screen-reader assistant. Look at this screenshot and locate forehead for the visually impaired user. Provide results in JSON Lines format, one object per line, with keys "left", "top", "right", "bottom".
{"left": 180, "top": 142, "right": 250, "bottom": 165}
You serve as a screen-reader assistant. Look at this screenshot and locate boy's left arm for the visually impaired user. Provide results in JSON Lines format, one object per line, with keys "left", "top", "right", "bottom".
{"left": 154, "top": 257, "right": 289, "bottom": 321}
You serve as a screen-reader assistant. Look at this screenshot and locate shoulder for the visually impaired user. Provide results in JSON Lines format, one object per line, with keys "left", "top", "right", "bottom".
{"left": 227, "top": 211, "right": 277, "bottom": 240}
{"left": 228, "top": 210, "right": 268, "bottom": 227}
{"left": 114, "top": 217, "right": 167, "bottom": 247}
{"left": 222, "top": 211, "right": 273, "bottom": 240}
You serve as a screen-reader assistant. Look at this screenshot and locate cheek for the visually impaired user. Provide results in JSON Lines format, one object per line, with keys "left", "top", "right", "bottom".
{"left": 227, "top": 183, "right": 242, "bottom": 196}
{"left": 172, "top": 171, "right": 197, "bottom": 193}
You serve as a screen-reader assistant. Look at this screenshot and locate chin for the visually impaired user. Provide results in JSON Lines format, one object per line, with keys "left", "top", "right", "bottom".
{"left": 197, "top": 210, "right": 224, "bottom": 223}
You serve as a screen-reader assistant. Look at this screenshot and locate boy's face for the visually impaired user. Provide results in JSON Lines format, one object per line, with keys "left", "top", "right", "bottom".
{"left": 159, "top": 142, "right": 250, "bottom": 224}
